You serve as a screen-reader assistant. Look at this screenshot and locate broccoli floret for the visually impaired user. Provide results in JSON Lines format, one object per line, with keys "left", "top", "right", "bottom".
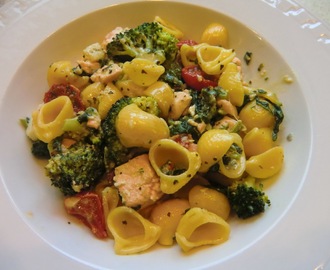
{"left": 131, "top": 96, "right": 161, "bottom": 115}
{"left": 102, "top": 96, "right": 160, "bottom": 170}
{"left": 31, "top": 140, "right": 51, "bottom": 159}
{"left": 168, "top": 117, "right": 201, "bottom": 141}
{"left": 192, "top": 86, "right": 228, "bottom": 123}
{"left": 44, "top": 107, "right": 105, "bottom": 196}
{"left": 159, "top": 60, "right": 184, "bottom": 90}
{"left": 169, "top": 86, "right": 228, "bottom": 140}
{"left": 62, "top": 107, "right": 102, "bottom": 145}
{"left": 45, "top": 141, "right": 105, "bottom": 196}
{"left": 106, "top": 22, "right": 179, "bottom": 65}
{"left": 20, "top": 117, "right": 51, "bottom": 159}
{"left": 225, "top": 178, "right": 271, "bottom": 219}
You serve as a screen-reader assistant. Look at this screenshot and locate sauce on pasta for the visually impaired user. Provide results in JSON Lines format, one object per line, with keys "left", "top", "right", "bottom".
{"left": 23, "top": 17, "right": 285, "bottom": 255}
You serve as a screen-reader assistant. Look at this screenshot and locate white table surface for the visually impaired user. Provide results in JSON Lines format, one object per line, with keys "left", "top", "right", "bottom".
{"left": 0, "top": 0, "right": 330, "bottom": 26}
{"left": 298, "top": 0, "right": 330, "bottom": 26}
{"left": 0, "top": 1, "right": 329, "bottom": 270}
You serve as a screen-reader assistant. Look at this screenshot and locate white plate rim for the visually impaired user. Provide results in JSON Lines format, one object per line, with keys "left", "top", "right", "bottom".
{"left": 0, "top": 1, "right": 330, "bottom": 270}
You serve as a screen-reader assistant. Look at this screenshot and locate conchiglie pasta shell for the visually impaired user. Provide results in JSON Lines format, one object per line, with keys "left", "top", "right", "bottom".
{"left": 154, "top": 16, "right": 184, "bottom": 39}
{"left": 116, "top": 104, "right": 169, "bottom": 149}
{"left": 245, "top": 146, "right": 284, "bottom": 179}
{"left": 218, "top": 62, "right": 244, "bottom": 107}
{"left": 197, "top": 129, "right": 234, "bottom": 173}
{"left": 115, "top": 79, "right": 146, "bottom": 97}
{"left": 144, "top": 81, "right": 174, "bottom": 119}
{"left": 32, "top": 96, "right": 74, "bottom": 143}
{"left": 196, "top": 44, "right": 235, "bottom": 75}
{"left": 175, "top": 207, "right": 230, "bottom": 252}
{"left": 81, "top": 82, "right": 105, "bottom": 108}
{"left": 107, "top": 206, "right": 161, "bottom": 255}
{"left": 180, "top": 43, "right": 199, "bottom": 67}
{"left": 200, "top": 22, "right": 229, "bottom": 48}
{"left": 47, "top": 60, "right": 89, "bottom": 90}
{"left": 123, "top": 58, "right": 165, "bottom": 87}
{"left": 243, "top": 127, "right": 275, "bottom": 158}
{"left": 188, "top": 185, "right": 230, "bottom": 220}
{"left": 97, "top": 83, "right": 123, "bottom": 119}
{"left": 149, "top": 139, "right": 201, "bottom": 194}
{"left": 101, "top": 186, "right": 120, "bottom": 238}
{"left": 219, "top": 133, "right": 246, "bottom": 179}
{"left": 149, "top": 199, "right": 190, "bottom": 246}
{"left": 238, "top": 99, "right": 275, "bottom": 132}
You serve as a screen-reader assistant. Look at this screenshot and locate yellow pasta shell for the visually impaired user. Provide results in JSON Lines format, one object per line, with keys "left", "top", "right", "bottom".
{"left": 196, "top": 44, "right": 235, "bottom": 75}
{"left": 188, "top": 185, "right": 230, "bottom": 220}
{"left": 175, "top": 207, "right": 230, "bottom": 252}
{"left": 180, "top": 44, "right": 198, "bottom": 67}
{"left": 47, "top": 60, "right": 89, "bottom": 90}
{"left": 200, "top": 23, "right": 229, "bottom": 48}
{"left": 107, "top": 206, "right": 161, "bottom": 255}
{"left": 243, "top": 127, "right": 275, "bottom": 158}
{"left": 239, "top": 99, "right": 275, "bottom": 131}
{"left": 197, "top": 129, "right": 234, "bottom": 173}
{"left": 149, "top": 198, "right": 190, "bottom": 246}
{"left": 32, "top": 96, "right": 74, "bottom": 143}
{"left": 81, "top": 82, "right": 105, "bottom": 108}
{"left": 245, "top": 146, "right": 284, "bottom": 179}
{"left": 116, "top": 104, "right": 170, "bottom": 149}
{"left": 97, "top": 83, "right": 123, "bottom": 119}
{"left": 154, "top": 16, "right": 184, "bottom": 39}
{"left": 94, "top": 184, "right": 120, "bottom": 238}
{"left": 149, "top": 139, "right": 201, "bottom": 194}
{"left": 219, "top": 133, "right": 246, "bottom": 179}
{"left": 123, "top": 58, "right": 165, "bottom": 87}
{"left": 144, "top": 81, "right": 174, "bottom": 118}
{"left": 218, "top": 62, "right": 244, "bottom": 107}
{"left": 115, "top": 79, "right": 146, "bottom": 97}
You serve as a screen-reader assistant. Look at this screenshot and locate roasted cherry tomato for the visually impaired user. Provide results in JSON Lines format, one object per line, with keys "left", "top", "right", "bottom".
{"left": 44, "top": 83, "right": 85, "bottom": 112}
{"left": 64, "top": 192, "right": 108, "bottom": 239}
{"left": 181, "top": 65, "right": 218, "bottom": 91}
{"left": 176, "top": 39, "right": 198, "bottom": 49}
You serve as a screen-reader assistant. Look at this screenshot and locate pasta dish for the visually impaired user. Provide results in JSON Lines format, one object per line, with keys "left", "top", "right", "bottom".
{"left": 21, "top": 16, "right": 285, "bottom": 255}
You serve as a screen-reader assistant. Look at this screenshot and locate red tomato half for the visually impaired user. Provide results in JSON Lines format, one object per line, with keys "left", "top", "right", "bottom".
{"left": 181, "top": 65, "right": 218, "bottom": 91}
{"left": 64, "top": 192, "right": 108, "bottom": 239}
{"left": 44, "top": 83, "right": 86, "bottom": 113}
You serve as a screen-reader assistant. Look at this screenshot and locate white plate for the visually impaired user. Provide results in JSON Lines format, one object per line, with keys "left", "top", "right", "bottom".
{"left": 0, "top": 1, "right": 330, "bottom": 269}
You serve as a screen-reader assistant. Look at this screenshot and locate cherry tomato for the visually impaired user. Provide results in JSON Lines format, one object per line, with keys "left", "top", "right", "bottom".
{"left": 181, "top": 65, "right": 218, "bottom": 91}
{"left": 64, "top": 192, "right": 108, "bottom": 239}
{"left": 177, "top": 39, "right": 198, "bottom": 49}
{"left": 44, "top": 83, "right": 86, "bottom": 113}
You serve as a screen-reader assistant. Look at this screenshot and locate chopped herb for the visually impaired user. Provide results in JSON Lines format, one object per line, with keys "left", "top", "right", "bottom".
{"left": 257, "top": 63, "right": 264, "bottom": 72}
{"left": 244, "top": 51, "right": 253, "bottom": 65}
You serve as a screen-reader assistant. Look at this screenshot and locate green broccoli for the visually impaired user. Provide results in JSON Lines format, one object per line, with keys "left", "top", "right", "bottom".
{"left": 192, "top": 86, "right": 228, "bottom": 123}
{"left": 45, "top": 140, "right": 105, "bottom": 196}
{"left": 45, "top": 107, "right": 105, "bottom": 196}
{"left": 159, "top": 60, "right": 184, "bottom": 90}
{"left": 102, "top": 96, "right": 160, "bottom": 170}
{"left": 31, "top": 140, "right": 51, "bottom": 159}
{"left": 169, "top": 86, "right": 228, "bottom": 140}
{"left": 106, "top": 22, "right": 179, "bottom": 65}
{"left": 224, "top": 177, "right": 271, "bottom": 219}
{"left": 20, "top": 117, "right": 51, "bottom": 159}
{"left": 62, "top": 107, "right": 102, "bottom": 145}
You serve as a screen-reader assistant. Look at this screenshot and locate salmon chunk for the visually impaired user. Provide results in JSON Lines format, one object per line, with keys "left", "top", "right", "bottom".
{"left": 113, "top": 154, "right": 163, "bottom": 208}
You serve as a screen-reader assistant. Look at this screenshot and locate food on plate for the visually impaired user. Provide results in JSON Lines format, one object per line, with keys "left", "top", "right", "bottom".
{"left": 21, "top": 16, "right": 285, "bottom": 254}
